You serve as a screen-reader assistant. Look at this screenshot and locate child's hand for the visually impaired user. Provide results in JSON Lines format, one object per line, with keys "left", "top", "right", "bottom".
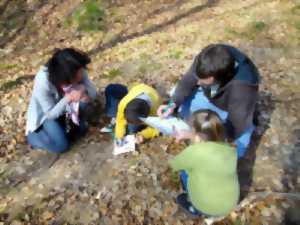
{"left": 77, "top": 84, "right": 86, "bottom": 93}
{"left": 172, "top": 126, "right": 194, "bottom": 143}
{"left": 157, "top": 103, "right": 176, "bottom": 118}
{"left": 116, "top": 139, "right": 124, "bottom": 146}
{"left": 81, "top": 94, "right": 91, "bottom": 103}
{"left": 66, "top": 89, "right": 82, "bottom": 102}
{"left": 135, "top": 135, "right": 144, "bottom": 144}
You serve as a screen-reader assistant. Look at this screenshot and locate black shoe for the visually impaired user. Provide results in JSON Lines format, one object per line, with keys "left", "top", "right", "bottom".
{"left": 176, "top": 193, "right": 202, "bottom": 218}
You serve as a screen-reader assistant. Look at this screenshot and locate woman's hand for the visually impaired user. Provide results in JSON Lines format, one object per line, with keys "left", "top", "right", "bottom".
{"left": 157, "top": 103, "right": 176, "bottom": 118}
{"left": 66, "top": 89, "right": 83, "bottom": 102}
{"left": 81, "top": 94, "right": 91, "bottom": 103}
{"left": 116, "top": 139, "right": 124, "bottom": 146}
{"left": 77, "top": 84, "right": 86, "bottom": 93}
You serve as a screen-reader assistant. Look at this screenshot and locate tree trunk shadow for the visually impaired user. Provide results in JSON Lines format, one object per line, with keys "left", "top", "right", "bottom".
{"left": 238, "top": 91, "right": 276, "bottom": 200}
{"left": 144, "top": 0, "right": 190, "bottom": 21}
{"left": 0, "top": 0, "right": 10, "bottom": 16}
{"left": 0, "top": 0, "right": 48, "bottom": 48}
{"left": 0, "top": 75, "right": 34, "bottom": 91}
{"left": 281, "top": 122, "right": 300, "bottom": 192}
{"left": 88, "top": 0, "right": 219, "bottom": 55}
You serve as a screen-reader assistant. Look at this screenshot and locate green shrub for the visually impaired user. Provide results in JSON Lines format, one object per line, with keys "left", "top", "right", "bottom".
{"left": 295, "top": 20, "right": 300, "bottom": 31}
{"left": 291, "top": 4, "right": 300, "bottom": 14}
{"left": 169, "top": 49, "right": 183, "bottom": 59}
{"left": 252, "top": 21, "right": 267, "bottom": 32}
{"left": 67, "top": 0, "right": 105, "bottom": 31}
{"left": 103, "top": 68, "right": 122, "bottom": 79}
{"left": 138, "top": 53, "right": 162, "bottom": 74}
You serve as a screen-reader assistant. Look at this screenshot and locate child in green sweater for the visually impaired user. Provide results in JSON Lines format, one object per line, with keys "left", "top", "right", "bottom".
{"left": 169, "top": 109, "right": 239, "bottom": 218}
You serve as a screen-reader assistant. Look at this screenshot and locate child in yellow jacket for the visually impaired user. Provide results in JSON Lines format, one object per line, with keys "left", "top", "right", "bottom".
{"left": 101, "top": 83, "right": 162, "bottom": 143}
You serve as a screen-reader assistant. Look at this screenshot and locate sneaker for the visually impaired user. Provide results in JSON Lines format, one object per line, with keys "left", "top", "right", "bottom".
{"left": 100, "top": 118, "right": 116, "bottom": 133}
{"left": 176, "top": 193, "right": 202, "bottom": 218}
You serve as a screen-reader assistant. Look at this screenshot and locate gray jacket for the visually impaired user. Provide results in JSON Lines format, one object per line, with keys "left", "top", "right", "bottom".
{"left": 26, "top": 66, "right": 97, "bottom": 134}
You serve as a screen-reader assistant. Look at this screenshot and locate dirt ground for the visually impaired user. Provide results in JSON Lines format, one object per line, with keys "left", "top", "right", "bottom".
{"left": 0, "top": 0, "right": 299, "bottom": 224}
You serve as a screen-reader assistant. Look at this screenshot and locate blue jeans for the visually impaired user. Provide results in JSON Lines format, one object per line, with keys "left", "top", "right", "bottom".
{"left": 177, "top": 88, "right": 255, "bottom": 158}
{"left": 179, "top": 171, "right": 204, "bottom": 215}
{"left": 180, "top": 170, "right": 189, "bottom": 193}
{"left": 104, "top": 84, "right": 144, "bottom": 134}
{"left": 105, "top": 84, "right": 128, "bottom": 118}
{"left": 27, "top": 102, "right": 88, "bottom": 153}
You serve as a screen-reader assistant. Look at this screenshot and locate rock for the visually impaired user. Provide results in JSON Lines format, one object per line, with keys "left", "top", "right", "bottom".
{"left": 11, "top": 221, "right": 22, "bottom": 225}
{"left": 48, "top": 200, "right": 56, "bottom": 208}
{"left": 15, "top": 166, "right": 26, "bottom": 175}
{"left": 0, "top": 202, "right": 7, "bottom": 213}
{"left": 99, "top": 206, "right": 108, "bottom": 216}
{"left": 42, "top": 211, "right": 54, "bottom": 220}
{"left": 24, "top": 214, "right": 30, "bottom": 221}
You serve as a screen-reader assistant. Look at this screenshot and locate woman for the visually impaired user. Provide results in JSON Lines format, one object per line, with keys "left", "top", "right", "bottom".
{"left": 169, "top": 110, "right": 239, "bottom": 218}
{"left": 26, "top": 48, "right": 97, "bottom": 153}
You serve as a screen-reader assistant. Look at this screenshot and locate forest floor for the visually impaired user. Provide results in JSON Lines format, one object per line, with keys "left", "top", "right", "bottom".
{"left": 0, "top": 0, "right": 299, "bottom": 224}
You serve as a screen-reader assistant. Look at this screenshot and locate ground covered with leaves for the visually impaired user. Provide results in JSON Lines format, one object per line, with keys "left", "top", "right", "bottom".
{"left": 0, "top": 0, "right": 299, "bottom": 224}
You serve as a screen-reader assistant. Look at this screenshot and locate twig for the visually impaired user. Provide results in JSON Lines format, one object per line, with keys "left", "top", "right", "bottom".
{"left": 48, "top": 154, "right": 60, "bottom": 168}
{"left": 247, "top": 191, "right": 300, "bottom": 200}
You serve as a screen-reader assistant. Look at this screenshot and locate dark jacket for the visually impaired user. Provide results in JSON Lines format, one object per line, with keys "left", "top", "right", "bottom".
{"left": 172, "top": 44, "right": 260, "bottom": 139}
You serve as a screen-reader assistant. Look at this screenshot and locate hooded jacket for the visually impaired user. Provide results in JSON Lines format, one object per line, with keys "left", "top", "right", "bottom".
{"left": 115, "top": 83, "right": 162, "bottom": 139}
{"left": 170, "top": 142, "right": 239, "bottom": 216}
{"left": 171, "top": 44, "right": 260, "bottom": 139}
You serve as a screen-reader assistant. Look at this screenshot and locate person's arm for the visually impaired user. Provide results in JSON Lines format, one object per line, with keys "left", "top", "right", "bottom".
{"left": 171, "top": 56, "right": 200, "bottom": 106}
{"left": 225, "top": 83, "right": 258, "bottom": 139}
{"left": 115, "top": 99, "right": 127, "bottom": 140}
{"left": 138, "top": 127, "right": 160, "bottom": 140}
{"left": 34, "top": 82, "right": 69, "bottom": 120}
{"left": 82, "top": 70, "right": 97, "bottom": 100}
{"left": 157, "top": 58, "right": 199, "bottom": 118}
{"left": 169, "top": 145, "right": 200, "bottom": 171}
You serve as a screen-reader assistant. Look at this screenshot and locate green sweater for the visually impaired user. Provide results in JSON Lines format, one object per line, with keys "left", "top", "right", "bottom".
{"left": 169, "top": 142, "right": 239, "bottom": 216}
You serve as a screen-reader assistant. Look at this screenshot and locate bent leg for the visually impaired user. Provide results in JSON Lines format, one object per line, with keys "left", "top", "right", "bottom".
{"left": 104, "top": 84, "right": 128, "bottom": 118}
{"left": 234, "top": 125, "right": 255, "bottom": 158}
{"left": 180, "top": 170, "right": 189, "bottom": 193}
{"left": 27, "top": 119, "right": 70, "bottom": 153}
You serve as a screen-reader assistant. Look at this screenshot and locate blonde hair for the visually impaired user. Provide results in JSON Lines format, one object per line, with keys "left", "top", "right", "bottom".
{"left": 191, "top": 110, "right": 226, "bottom": 142}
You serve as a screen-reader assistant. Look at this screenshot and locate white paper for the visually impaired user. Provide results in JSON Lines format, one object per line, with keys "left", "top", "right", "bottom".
{"left": 141, "top": 116, "right": 191, "bottom": 136}
{"left": 113, "top": 135, "right": 136, "bottom": 155}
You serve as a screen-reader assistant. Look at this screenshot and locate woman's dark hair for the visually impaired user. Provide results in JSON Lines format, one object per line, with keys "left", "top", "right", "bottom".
{"left": 125, "top": 99, "right": 150, "bottom": 124}
{"left": 195, "top": 44, "right": 235, "bottom": 85}
{"left": 192, "top": 109, "right": 226, "bottom": 142}
{"left": 46, "top": 48, "right": 91, "bottom": 87}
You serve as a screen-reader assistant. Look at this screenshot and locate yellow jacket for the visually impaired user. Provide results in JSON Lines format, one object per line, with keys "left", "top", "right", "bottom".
{"left": 115, "top": 83, "right": 162, "bottom": 140}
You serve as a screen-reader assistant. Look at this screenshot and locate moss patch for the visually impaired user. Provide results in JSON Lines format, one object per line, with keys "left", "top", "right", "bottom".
{"left": 66, "top": 0, "right": 105, "bottom": 32}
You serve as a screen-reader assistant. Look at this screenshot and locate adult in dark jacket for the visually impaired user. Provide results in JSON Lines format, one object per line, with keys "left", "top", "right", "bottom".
{"left": 158, "top": 44, "right": 260, "bottom": 158}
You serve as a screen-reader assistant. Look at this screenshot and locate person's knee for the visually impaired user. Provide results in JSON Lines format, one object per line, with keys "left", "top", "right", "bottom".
{"left": 50, "top": 139, "right": 70, "bottom": 153}
{"left": 26, "top": 133, "right": 38, "bottom": 148}
{"left": 238, "top": 147, "right": 248, "bottom": 158}
{"left": 79, "top": 102, "right": 88, "bottom": 111}
{"left": 78, "top": 121, "right": 88, "bottom": 136}
{"left": 105, "top": 84, "right": 127, "bottom": 97}
{"left": 105, "top": 84, "right": 120, "bottom": 95}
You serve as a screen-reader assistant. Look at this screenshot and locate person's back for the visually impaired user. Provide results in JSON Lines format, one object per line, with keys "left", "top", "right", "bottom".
{"left": 170, "top": 142, "right": 239, "bottom": 216}
{"left": 169, "top": 109, "right": 240, "bottom": 218}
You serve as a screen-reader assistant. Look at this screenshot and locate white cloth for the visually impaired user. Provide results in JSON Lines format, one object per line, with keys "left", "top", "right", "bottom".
{"left": 141, "top": 116, "right": 191, "bottom": 135}
{"left": 62, "top": 84, "right": 81, "bottom": 125}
